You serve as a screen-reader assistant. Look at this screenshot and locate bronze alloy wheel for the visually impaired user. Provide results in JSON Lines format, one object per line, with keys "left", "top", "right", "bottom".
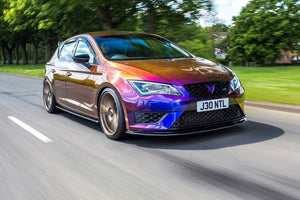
{"left": 99, "top": 88, "right": 126, "bottom": 139}
{"left": 43, "top": 83, "right": 52, "bottom": 110}
{"left": 43, "top": 80, "right": 57, "bottom": 113}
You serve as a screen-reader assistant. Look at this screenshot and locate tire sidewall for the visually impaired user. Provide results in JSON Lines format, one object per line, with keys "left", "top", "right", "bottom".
{"left": 99, "top": 88, "right": 126, "bottom": 140}
{"left": 43, "top": 79, "right": 57, "bottom": 113}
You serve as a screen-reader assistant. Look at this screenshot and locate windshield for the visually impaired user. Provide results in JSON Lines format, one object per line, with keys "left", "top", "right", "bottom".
{"left": 93, "top": 35, "right": 192, "bottom": 60}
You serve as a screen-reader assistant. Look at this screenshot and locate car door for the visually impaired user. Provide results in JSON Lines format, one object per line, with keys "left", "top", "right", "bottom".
{"left": 65, "top": 37, "right": 100, "bottom": 118}
{"left": 53, "top": 39, "right": 77, "bottom": 106}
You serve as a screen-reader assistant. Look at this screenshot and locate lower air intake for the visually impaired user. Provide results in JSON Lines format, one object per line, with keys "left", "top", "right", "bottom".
{"left": 134, "top": 112, "right": 166, "bottom": 124}
{"left": 171, "top": 104, "right": 243, "bottom": 128}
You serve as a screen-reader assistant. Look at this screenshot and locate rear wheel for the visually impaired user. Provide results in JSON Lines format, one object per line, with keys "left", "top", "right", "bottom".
{"left": 99, "top": 88, "right": 126, "bottom": 140}
{"left": 43, "top": 80, "right": 58, "bottom": 113}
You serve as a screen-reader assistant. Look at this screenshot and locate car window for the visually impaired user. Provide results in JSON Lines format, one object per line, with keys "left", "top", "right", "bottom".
{"left": 74, "top": 40, "right": 95, "bottom": 64}
{"left": 93, "top": 35, "right": 192, "bottom": 60}
{"left": 60, "top": 41, "right": 77, "bottom": 61}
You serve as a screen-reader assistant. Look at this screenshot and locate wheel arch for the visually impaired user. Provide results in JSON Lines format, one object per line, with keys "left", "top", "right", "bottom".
{"left": 96, "top": 82, "right": 129, "bottom": 129}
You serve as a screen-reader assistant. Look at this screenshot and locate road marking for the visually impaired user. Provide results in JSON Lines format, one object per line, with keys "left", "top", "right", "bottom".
{"left": 8, "top": 116, "right": 52, "bottom": 143}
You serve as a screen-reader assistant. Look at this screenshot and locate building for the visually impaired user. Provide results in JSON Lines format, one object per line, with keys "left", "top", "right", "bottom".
{"left": 276, "top": 50, "right": 300, "bottom": 64}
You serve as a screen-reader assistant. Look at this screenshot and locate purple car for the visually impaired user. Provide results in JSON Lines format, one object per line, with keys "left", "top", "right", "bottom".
{"left": 43, "top": 32, "right": 246, "bottom": 140}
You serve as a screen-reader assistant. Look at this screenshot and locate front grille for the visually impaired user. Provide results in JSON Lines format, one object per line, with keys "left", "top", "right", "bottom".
{"left": 134, "top": 112, "right": 166, "bottom": 124}
{"left": 184, "top": 81, "right": 230, "bottom": 98}
{"left": 171, "top": 104, "right": 243, "bottom": 128}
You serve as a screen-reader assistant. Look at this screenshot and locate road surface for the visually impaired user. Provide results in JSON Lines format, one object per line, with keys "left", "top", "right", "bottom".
{"left": 0, "top": 73, "right": 300, "bottom": 200}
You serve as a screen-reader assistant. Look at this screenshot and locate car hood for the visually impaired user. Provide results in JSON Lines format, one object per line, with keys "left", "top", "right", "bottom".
{"left": 109, "top": 57, "right": 234, "bottom": 85}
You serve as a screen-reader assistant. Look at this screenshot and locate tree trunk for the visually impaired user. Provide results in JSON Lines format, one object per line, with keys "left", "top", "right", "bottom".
{"left": 245, "top": 61, "right": 252, "bottom": 67}
{"left": 146, "top": 1, "right": 156, "bottom": 33}
{"left": 7, "top": 49, "right": 13, "bottom": 65}
{"left": 102, "top": 22, "right": 112, "bottom": 31}
{"left": 20, "top": 41, "right": 28, "bottom": 64}
{"left": 42, "top": 35, "right": 52, "bottom": 62}
{"left": 57, "top": 34, "right": 62, "bottom": 45}
{"left": 1, "top": 46, "right": 6, "bottom": 64}
{"left": 4, "top": 42, "right": 15, "bottom": 65}
{"left": 32, "top": 41, "right": 39, "bottom": 64}
{"left": 15, "top": 43, "right": 20, "bottom": 65}
{"left": 46, "top": 42, "right": 51, "bottom": 62}
{"left": 100, "top": 5, "right": 113, "bottom": 31}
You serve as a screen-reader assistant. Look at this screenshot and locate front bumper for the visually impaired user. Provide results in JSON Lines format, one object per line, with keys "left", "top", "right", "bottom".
{"left": 123, "top": 92, "right": 245, "bottom": 134}
{"left": 127, "top": 117, "right": 247, "bottom": 136}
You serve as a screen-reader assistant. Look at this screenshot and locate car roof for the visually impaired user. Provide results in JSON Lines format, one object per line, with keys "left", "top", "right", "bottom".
{"left": 87, "top": 31, "right": 160, "bottom": 38}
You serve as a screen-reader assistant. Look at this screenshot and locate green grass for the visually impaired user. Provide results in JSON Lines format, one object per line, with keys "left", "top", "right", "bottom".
{"left": 0, "top": 64, "right": 300, "bottom": 105}
{"left": 230, "top": 66, "right": 300, "bottom": 106}
{"left": 0, "top": 64, "right": 44, "bottom": 76}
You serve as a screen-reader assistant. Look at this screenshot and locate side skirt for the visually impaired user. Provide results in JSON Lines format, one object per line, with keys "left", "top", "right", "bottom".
{"left": 56, "top": 105, "right": 99, "bottom": 123}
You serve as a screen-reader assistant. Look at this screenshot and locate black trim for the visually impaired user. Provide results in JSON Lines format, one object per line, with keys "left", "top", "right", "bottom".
{"left": 127, "top": 117, "right": 247, "bottom": 136}
{"left": 56, "top": 105, "right": 99, "bottom": 123}
{"left": 171, "top": 104, "right": 243, "bottom": 128}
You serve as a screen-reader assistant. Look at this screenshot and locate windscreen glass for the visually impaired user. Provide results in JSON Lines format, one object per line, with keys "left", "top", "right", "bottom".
{"left": 94, "top": 35, "right": 192, "bottom": 60}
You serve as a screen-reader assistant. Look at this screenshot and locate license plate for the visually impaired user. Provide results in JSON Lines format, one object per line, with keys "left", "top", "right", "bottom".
{"left": 197, "top": 98, "right": 229, "bottom": 112}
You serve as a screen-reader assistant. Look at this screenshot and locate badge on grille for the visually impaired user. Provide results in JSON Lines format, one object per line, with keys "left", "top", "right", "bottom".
{"left": 206, "top": 85, "right": 215, "bottom": 94}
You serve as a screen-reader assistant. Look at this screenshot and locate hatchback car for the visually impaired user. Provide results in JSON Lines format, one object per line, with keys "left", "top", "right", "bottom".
{"left": 43, "top": 32, "right": 246, "bottom": 140}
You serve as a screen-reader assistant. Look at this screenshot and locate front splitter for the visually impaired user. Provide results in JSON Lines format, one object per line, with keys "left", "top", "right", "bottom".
{"left": 126, "top": 117, "right": 247, "bottom": 136}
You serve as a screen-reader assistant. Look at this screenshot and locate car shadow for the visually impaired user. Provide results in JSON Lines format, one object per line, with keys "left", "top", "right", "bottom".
{"left": 57, "top": 111, "right": 284, "bottom": 150}
{"left": 57, "top": 111, "right": 102, "bottom": 131}
{"left": 124, "top": 121, "right": 284, "bottom": 150}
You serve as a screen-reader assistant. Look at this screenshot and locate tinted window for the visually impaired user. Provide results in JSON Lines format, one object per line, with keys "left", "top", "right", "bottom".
{"left": 74, "top": 40, "right": 95, "bottom": 64}
{"left": 60, "top": 41, "right": 76, "bottom": 61}
{"left": 94, "top": 35, "right": 192, "bottom": 60}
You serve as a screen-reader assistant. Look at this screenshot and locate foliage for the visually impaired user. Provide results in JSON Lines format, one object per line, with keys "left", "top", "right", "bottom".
{"left": 176, "top": 24, "right": 214, "bottom": 59}
{"left": 137, "top": 0, "right": 212, "bottom": 33}
{"left": 0, "top": 0, "right": 214, "bottom": 64}
{"left": 228, "top": 0, "right": 300, "bottom": 65}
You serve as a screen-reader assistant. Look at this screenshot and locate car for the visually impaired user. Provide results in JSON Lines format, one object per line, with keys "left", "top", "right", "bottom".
{"left": 43, "top": 31, "right": 246, "bottom": 140}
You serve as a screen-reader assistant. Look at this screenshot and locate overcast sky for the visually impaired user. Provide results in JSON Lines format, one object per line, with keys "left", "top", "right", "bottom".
{"left": 198, "top": 0, "right": 250, "bottom": 26}
{"left": 215, "top": 0, "right": 250, "bottom": 24}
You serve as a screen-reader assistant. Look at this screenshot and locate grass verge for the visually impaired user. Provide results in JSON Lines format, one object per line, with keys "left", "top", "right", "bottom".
{"left": 0, "top": 64, "right": 44, "bottom": 76}
{"left": 230, "top": 66, "right": 300, "bottom": 106}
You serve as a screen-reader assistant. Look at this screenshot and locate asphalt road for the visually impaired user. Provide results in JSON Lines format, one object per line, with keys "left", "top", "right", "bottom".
{"left": 1, "top": 73, "right": 300, "bottom": 200}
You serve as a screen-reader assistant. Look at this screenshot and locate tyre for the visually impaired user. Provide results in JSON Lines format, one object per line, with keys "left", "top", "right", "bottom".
{"left": 99, "top": 88, "right": 126, "bottom": 140}
{"left": 43, "top": 80, "right": 58, "bottom": 113}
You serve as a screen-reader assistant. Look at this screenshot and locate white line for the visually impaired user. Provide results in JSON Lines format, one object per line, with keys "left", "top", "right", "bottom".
{"left": 8, "top": 116, "right": 52, "bottom": 143}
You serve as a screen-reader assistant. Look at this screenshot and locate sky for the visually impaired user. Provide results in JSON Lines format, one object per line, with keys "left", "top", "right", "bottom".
{"left": 199, "top": 0, "right": 250, "bottom": 26}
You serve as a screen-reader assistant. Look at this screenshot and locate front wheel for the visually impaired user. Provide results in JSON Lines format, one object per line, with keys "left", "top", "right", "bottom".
{"left": 99, "top": 88, "right": 126, "bottom": 140}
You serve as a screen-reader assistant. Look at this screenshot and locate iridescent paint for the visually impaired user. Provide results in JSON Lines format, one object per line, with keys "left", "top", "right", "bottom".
{"left": 47, "top": 32, "right": 245, "bottom": 134}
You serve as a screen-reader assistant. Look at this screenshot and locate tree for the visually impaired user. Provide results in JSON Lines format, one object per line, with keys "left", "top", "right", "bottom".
{"left": 35, "top": 0, "right": 68, "bottom": 61}
{"left": 138, "top": 0, "right": 212, "bottom": 33}
{"left": 3, "top": 0, "right": 33, "bottom": 64}
{"left": 0, "top": 0, "right": 215, "bottom": 64}
{"left": 0, "top": 0, "right": 16, "bottom": 65}
{"left": 228, "top": 0, "right": 300, "bottom": 65}
{"left": 177, "top": 24, "right": 214, "bottom": 59}
{"left": 0, "top": 0, "right": 7, "bottom": 64}
{"left": 69, "top": 0, "right": 139, "bottom": 31}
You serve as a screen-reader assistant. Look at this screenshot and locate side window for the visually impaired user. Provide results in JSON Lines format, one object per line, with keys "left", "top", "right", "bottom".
{"left": 60, "top": 41, "right": 76, "bottom": 61}
{"left": 74, "top": 40, "right": 95, "bottom": 64}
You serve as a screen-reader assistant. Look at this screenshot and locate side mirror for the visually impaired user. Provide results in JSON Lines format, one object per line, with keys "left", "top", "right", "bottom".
{"left": 73, "top": 54, "right": 90, "bottom": 63}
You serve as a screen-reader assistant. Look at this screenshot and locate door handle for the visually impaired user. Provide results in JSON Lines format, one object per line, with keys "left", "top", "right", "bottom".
{"left": 67, "top": 72, "right": 72, "bottom": 76}
{"left": 51, "top": 69, "right": 56, "bottom": 73}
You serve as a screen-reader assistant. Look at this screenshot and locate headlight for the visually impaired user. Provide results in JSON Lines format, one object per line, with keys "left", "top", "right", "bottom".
{"left": 230, "top": 75, "right": 244, "bottom": 93}
{"left": 129, "top": 80, "right": 181, "bottom": 96}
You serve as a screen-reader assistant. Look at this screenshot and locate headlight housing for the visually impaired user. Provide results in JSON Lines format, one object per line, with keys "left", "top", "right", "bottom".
{"left": 129, "top": 80, "right": 181, "bottom": 96}
{"left": 230, "top": 75, "right": 244, "bottom": 94}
